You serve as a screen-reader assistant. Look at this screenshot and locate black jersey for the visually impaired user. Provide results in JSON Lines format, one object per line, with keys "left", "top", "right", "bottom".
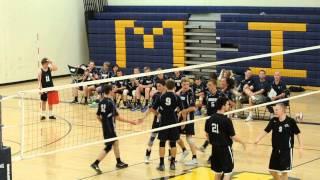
{"left": 180, "top": 89, "right": 195, "bottom": 120}
{"left": 192, "top": 83, "right": 205, "bottom": 98}
{"left": 126, "top": 79, "right": 137, "bottom": 90}
{"left": 271, "top": 81, "right": 287, "bottom": 96}
{"left": 99, "top": 69, "right": 112, "bottom": 79}
{"left": 115, "top": 79, "right": 127, "bottom": 88}
{"left": 41, "top": 68, "right": 54, "bottom": 88}
{"left": 141, "top": 76, "right": 154, "bottom": 86}
{"left": 254, "top": 79, "right": 270, "bottom": 96}
{"left": 97, "top": 97, "right": 119, "bottom": 135}
{"left": 205, "top": 113, "right": 235, "bottom": 147}
{"left": 238, "top": 77, "right": 254, "bottom": 92}
{"left": 152, "top": 91, "right": 183, "bottom": 126}
{"left": 203, "top": 90, "right": 225, "bottom": 116}
{"left": 221, "top": 88, "right": 233, "bottom": 101}
{"left": 171, "top": 74, "right": 184, "bottom": 91}
{"left": 153, "top": 76, "right": 167, "bottom": 87}
{"left": 265, "top": 116, "right": 301, "bottom": 150}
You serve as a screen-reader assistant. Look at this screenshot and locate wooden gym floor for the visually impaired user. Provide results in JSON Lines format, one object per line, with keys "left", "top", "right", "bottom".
{"left": 1, "top": 77, "right": 320, "bottom": 180}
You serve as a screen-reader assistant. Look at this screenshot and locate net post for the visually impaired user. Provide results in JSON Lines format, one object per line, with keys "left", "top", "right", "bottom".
{"left": 18, "top": 92, "right": 25, "bottom": 159}
{"left": 0, "top": 95, "right": 3, "bottom": 149}
{"left": 0, "top": 95, "right": 13, "bottom": 180}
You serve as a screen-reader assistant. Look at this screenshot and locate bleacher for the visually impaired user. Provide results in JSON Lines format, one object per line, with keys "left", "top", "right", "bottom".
{"left": 87, "top": 6, "right": 320, "bottom": 86}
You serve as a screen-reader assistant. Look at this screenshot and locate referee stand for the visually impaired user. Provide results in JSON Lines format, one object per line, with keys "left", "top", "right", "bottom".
{"left": 0, "top": 95, "right": 12, "bottom": 180}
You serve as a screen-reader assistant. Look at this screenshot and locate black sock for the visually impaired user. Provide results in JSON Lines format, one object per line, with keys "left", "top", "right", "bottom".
{"left": 137, "top": 99, "right": 141, "bottom": 105}
{"left": 116, "top": 158, "right": 121, "bottom": 164}
{"left": 171, "top": 157, "right": 175, "bottom": 164}
{"left": 93, "top": 160, "right": 100, "bottom": 165}
{"left": 160, "top": 157, "right": 164, "bottom": 165}
{"left": 198, "top": 107, "right": 201, "bottom": 111}
{"left": 145, "top": 100, "right": 149, "bottom": 106}
{"left": 203, "top": 140, "right": 209, "bottom": 148}
{"left": 168, "top": 149, "right": 171, "bottom": 156}
{"left": 123, "top": 101, "right": 127, "bottom": 106}
{"left": 192, "top": 155, "right": 197, "bottom": 159}
{"left": 146, "top": 149, "right": 151, "bottom": 156}
{"left": 74, "top": 96, "right": 78, "bottom": 101}
{"left": 84, "top": 97, "right": 88, "bottom": 102}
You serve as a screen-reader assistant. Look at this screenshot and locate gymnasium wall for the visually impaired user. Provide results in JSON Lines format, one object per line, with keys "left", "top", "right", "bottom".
{"left": 0, "top": 0, "right": 89, "bottom": 84}
{"left": 88, "top": 6, "right": 320, "bottom": 86}
{"left": 107, "top": 0, "right": 320, "bottom": 7}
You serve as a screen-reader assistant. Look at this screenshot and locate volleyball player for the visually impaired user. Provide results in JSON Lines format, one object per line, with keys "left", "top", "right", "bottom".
{"left": 255, "top": 103, "right": 303, "bottom": 180}
{"left": 37, "top": 58, "right": 58, "bottom": 120}
{"left": 150, "top": 80, "right": 185, "bottom": 171}
{"left": 91, "top": 85, "right": 140, "bottom": 174}
{"left": 171, "top": 70, "right": 184, "bottom": 92}
{"left": 143, "top": 79, "right": 166, "bottom": 164}
{"left": 136, "top": 67, "right": 154, "bottom": 112}
{"left": 200, "top": 79, "right": 225, "bottom": 153}
{"left": 192, "top": 76, "right": 205, "bottom": 116}
{"left": 176, "top": 78, "right": 198, "bottom": 165}
{"left": 205, "top": 97, "right": 246, "bottom": 180}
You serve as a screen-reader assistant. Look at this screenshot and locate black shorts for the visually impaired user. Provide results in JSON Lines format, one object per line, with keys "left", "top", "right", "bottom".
{"left": 40, "top": 93, "right": 48, "bottom": 101}
{"left": 211, "top": 146, "right": 234, "bottom": 175}
{"left": 269, "top": 148, "right": 293, "bottom": 172}
{"left": 158, "top": 125, "right": 180, "bottom": 141}
{"left": 179, "top": 115, "right": 195, "bottom": 135}
{"left": 128, "top": 88, "right": 136, "bottom": 96}
{"left": 103, "top": 130, "right": 117, "bottom": 146}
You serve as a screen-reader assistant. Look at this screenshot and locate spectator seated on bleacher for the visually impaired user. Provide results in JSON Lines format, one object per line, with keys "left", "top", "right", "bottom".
{"left": 243, "top": 69, "right": 270, "bottom": 121}
{"left": 267, "top": 71, "right": 290, "bottom": 116}
{"left": 99, "top": 61, "right": 112, "bottom": 80}
{"left": 237, "top": 68, "right": 255, "bottom": 104}
{"left": 72, "top": 61, "right": 99, "bottom": 104}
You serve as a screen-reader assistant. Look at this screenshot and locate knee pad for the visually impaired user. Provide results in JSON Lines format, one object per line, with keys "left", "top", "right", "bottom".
{"left": 104, "top": 144, "right": 112, "bottom": 153}
{"left": 123, "top": 89, "right": 129, "bottom": 96}
{"left": 169, "top": 141, "right": 176, "bottom": 148}
{"left": 148, "top": 133, "right": 157, "bottom": 146}
{"left": 159, "top": 141, "right": 166, "bottom": 147}
{"left": 186, "top": 136, "right": 194, "bottom": 145}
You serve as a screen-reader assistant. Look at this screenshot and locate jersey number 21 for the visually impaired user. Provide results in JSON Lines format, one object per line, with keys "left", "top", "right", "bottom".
{"left": 212, "top": 123, "right": 219, "bottom": 134}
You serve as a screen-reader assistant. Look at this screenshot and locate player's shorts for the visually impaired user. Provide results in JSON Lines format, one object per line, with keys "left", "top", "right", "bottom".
{"left": 211, "top": 146, "right": 234, "bottom": 175}
{"left": 40, "top": 93, "right": 48, "bottom": 101}
{"left": 252, "top": 95, "right": 269, "bottom": 105}
{"left": 158, "top": 125, "right": 180, "bottom": 141}
{"left": 179, "top": 115, "right": 195, "bottom": 135}
{"left": 103, "top": 130, "right": 117, "bottom": 146}
{"left": 269, "top": 148, "right": 293, "bottom": 172}
{"left": 127, "top": 88, "right": 136, "bottom": 96}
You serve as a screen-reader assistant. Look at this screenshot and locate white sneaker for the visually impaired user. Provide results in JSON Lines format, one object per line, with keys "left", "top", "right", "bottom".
{"left": 179, "top": 150, "right": 189, "bottom": 162}
{"left": 245, "top": 115, "right": 253, "bottom": 122}
{"left": 184, "top": 158, "right": 198, "bottom": 166}
{"left": 144, "top": 156, "right": 150, "bottom": 164}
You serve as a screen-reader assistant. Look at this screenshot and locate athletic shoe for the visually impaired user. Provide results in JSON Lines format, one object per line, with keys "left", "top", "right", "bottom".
{"left": 126, "top": 102, "right": 133, "bottom": 109}
{"left": 184, "top": 158, "right": 198, "bottom": 166}
{"left": 170, "top": 162, "right": 176, "bottom": 170}
{"left": 141, "top": 106, "right": 148, "bottom": 113}
{"left": 49, "top": 116, "right": 56, "bottom": 120}
{"left": 194, "top": 110, "right": 202, "bottom": 116}
{"left": 40, "top": 116, "right": 46, "bottom": 121}
{"left": 136, "top": 104, "right": 142, "bottom": 111}
{"left": 116, "top": 162, "right": 128, "bottom": 169}
{"left": 245, "top": 115, "right": 253, "bottom": 122}
{"left": 71, "top": 100, "right": 78, "bottom": 104}
{"left": 207, "top": 156, "right": 211, "bottom": 164}
{"left": 198, "top": 146, "right": 206, "bottom": 153}
{"left": 179, "top": 150, "right": 189, "bottom": 162}
{"left": 157, "top": 164, "right": 165, "bottom": 171}
{"left": 90, "top": 163, "right": 102, "bottom": 174}
{"left": 130, "top": 106, "right": 137, "bottom": 111}
{"left": 144, "top": 156, "right": 150, "bottom": 164}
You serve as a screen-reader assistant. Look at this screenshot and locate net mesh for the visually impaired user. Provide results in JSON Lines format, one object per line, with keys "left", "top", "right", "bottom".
{"left": 1, "top": 45, "right": 320, "bottom": 159}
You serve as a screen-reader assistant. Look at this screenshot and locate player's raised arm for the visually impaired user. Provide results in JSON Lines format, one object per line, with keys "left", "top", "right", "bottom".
{"left": 48, "top": 59, "right": 58, "bottom": 71}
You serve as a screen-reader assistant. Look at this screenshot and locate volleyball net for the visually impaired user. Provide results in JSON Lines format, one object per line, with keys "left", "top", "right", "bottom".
{"left": 1, "top": 45, "right": 320, "bottom": 160}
